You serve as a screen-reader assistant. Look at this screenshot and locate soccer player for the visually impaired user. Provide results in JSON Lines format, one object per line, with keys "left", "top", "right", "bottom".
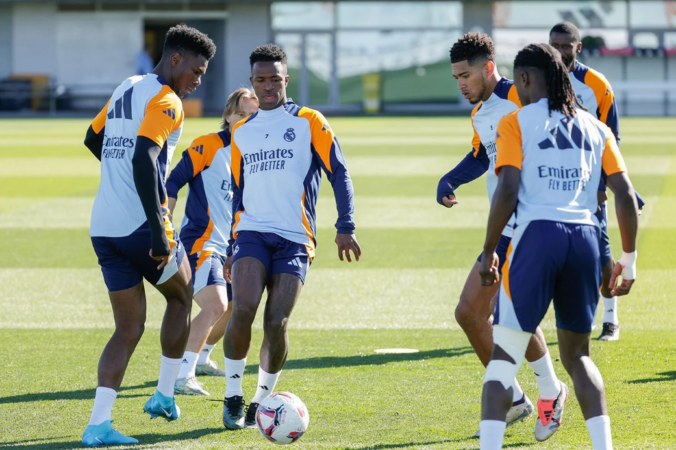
{"left": 478, "top": 43, "right": 638, "bottom": 450}
{"left": 437, "top": 33, "right": 565, "bottom": 440}
{"left": 221, "top": 44, "right": 361, "bottom": 429}
{"left": 166, "top": 88, "right": 259, "bottom": 396}
{"left": 549, "top": 21, "right": 645, "bottom": 341}
{"left": 81, "top": 25, "right": 216, "bottom": 446}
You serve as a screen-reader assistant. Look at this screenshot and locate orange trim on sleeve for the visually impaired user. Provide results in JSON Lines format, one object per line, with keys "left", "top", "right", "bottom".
{"left": 91, "top": 98, "right": 111, "bottom": 134}
{"left": 584, "top": 68, "right": 614, "bottom": 123}
{"left": 300, "top": 191, "right": 316, "bottom": 256}
{"left": 507, "top": 85, "right": 522, "bottom": 108}
{"left": 601, "top": 129, "right": 627, "bottom": 176}
{"left": 138, "top": 85, "right": 183, "bottom": 147}
{"left": 298, "top": 107, "right": 335, "bottom": 173}
{"left": 230, "top": 120, "right": 246, "bottom": 188}
{"left": 187, "top": 133, "right": 223, "bottom": 177}
{"left": 495, "top": 111, "right": 523, "bottom": 173}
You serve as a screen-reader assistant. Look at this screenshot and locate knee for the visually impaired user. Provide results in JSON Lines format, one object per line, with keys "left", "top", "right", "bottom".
{"left": 206, "top": 298, "right": 228, "bottom": 320}
{"left": 264, "top": 314, "right": 289, "bottom": 335}
{"left": 560, "top": 350, "right": 585, "bottom": 376}
{"left": 455, "top": 299, "right": 480, "bottom": 328}
{"left": 232, "top": 302, "right": 257, "bottom": 324}
{"left": 117, "top": 322, "right": 145, "bottom": 342}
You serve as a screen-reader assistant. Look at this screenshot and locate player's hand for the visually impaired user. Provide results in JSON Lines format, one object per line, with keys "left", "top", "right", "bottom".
{"left": 224, "top": 255, "right": 233, "bottom": 284}
{"left": 336, "top": 233, "right": 361, "bottom": 263}
{"left": 609, "top": 262, "right": 635, "bottom": 296}
{"left": 149, "top": 249, "right": 169, "bottom": 270}
{"left": 479, "top": 252, "right": 500, "bottom": 286}
{"left": 441, "top": 194, "right": 459, "bottom": 208}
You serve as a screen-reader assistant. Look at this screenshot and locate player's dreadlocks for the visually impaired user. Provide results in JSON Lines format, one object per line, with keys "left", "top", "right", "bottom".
{"left": 250, "top": 44, "right": 288, "bottom": 67}
{"left": 450, "top": 32, "right": 495, "bottom": 65}
{"left": 514, "top": 43, "right": 582, "bottom": 117}
{"left": 550, "top": 21, "right": 581, "bottom": 43}
{"left": 164, "top": 24, "right": 217, "bottom": 60}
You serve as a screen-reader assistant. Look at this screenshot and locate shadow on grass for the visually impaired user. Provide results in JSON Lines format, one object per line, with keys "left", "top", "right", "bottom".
{"left": 0, "top": 380, "right": 156, "bottom": 405}
{"left": 342, "top": 436, "right": 533, "bottom": 449}
{"left": 627, "top": 370, "right": 676, "bottom": 384}
{"left": 245, "top": 347, "right": 474, "bottom": 374}
{"left": 1, "top": 427, "right": 224, "bottom": 449}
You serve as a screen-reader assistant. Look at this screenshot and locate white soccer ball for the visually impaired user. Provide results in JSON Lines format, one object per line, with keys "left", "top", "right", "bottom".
{"left": 256, "top": 392, "right": 309, "bottom": 444}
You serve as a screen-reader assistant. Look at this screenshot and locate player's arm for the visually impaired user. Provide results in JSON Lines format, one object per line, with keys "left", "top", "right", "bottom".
{"left": 306, "top": 110, "right": 360, "bottom": 263}
{"left": 83, "top": 99, "right": 110, "bottom": 161}
{"left": 437, "top": 127, "right": 489, "bottom": 207}
{"left": 480, "top": 113, "right": 522, "bottom": 286}
{"left": 603, "top": 132, "right": 639, "bottom": 296}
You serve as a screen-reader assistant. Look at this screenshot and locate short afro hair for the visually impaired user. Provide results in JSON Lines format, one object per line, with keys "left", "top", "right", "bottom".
{"left": 163, "top": 24, "right": 216, "bottom": 61}
{"left": 550, "top": 21, "right": 581, "bottom": 43}
{"left": 450, "top": 32, "right": 495, "bottom": 65}
{"left": 250, "top": 44, "right": 287, "bottom": 67}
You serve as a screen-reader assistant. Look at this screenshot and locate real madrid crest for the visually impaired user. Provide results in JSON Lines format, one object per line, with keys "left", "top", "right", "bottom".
{"left": 284, "top": 128, "right": 296, "bottom": 142}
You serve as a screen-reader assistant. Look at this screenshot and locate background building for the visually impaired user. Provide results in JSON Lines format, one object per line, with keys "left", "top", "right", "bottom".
{"left": 0, "top": 0, "right": 674, "bottom": 116}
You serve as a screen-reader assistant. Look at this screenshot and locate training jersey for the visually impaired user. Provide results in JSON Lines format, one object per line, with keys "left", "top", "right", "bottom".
{"left": 439, "top": 77, "right": 520, "bottom": 236}
{"left": 89, "top": 74, "right": 184, "bottom": 238}
{"left": 166, "top": 130, "right": 233, "bottom": 258}
{"left": 495, "top": 98, "right": 626, "bottom": 228}
{"left": 230, "top": 100, "right": 355, "bottom": 256}
{"left": 570, "top": 61, "right": 619, "bottom": 143}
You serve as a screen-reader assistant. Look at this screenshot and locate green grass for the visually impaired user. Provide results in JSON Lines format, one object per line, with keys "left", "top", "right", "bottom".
{"left": 0, "top": 117, "right": 675, "bottom": 449}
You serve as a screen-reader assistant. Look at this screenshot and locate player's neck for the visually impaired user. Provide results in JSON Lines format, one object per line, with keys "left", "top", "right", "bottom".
{"left": 482, "top": 71, "right": 502, "bottom": 102}
{"left": 568, "top": 59, "right": 577, "bottom": 73}
{"left": 259, "top": 97, "right": 287, "bottom": 112}
{"left": 152, "top": 61, "right": 176, "bottom": 93}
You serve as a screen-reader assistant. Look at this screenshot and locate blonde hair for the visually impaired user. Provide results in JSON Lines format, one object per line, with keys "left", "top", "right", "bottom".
{"left": 220, "top": 87, "right": 257, "bottom": 130}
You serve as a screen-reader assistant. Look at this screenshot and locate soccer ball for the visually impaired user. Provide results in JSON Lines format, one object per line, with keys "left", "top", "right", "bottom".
{"left": 256, "top": 392, "right": 309, "bottom": 444}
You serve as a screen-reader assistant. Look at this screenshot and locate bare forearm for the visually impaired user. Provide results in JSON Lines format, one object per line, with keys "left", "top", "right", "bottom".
{"left": 615, "top": 191, "right": 638, "bottom": 253}
{"left": 168, "top": 197, "right": 177, "bottom": 217}
{"left": 484, "top": 188, "right": 517, "bottom": 254}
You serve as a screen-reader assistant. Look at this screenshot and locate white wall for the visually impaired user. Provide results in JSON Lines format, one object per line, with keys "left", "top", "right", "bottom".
{"left": 12, "top": 3, "right": 57, "bottom": 77}
{"left": 56, "top": 12, "right": 142, "bottom": 88}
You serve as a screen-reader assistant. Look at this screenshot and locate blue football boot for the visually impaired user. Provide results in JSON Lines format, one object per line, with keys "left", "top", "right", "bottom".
{"left": 143, "top": 391, "right": 181, "bottom": 421}
{"left": 82, "top": 420, "right": 139, "bottom": 447}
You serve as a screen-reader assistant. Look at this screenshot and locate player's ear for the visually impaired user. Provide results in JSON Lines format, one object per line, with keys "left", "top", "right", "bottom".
{"left": 576, "top": 41, "right": 582, "bottom": 54}
{"left": 485, "top": 60, "right": 496, "bottom": 78}
{"left": 170, "top": 52, "right": 182, "bottom": 68}
{"left": 284, "top": 75, "right": 289, "bottom": 87}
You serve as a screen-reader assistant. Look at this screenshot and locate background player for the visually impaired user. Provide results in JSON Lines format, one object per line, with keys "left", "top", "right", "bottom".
{"left": 221, "top": 44, "right": 361, "bottom": 430}
{"left": 81, "top": 25, "right": 216, "bottom": 446}
{"left": 549, "top": 21, "right": 645, "bottom": 341}
{"left": 478, "top": 43, "right": 638, "bottom": 450}
{"left": 437, "top": 33, "right": 564, "bottom": 440}
{"left": 166, "top": 88, "right": 259, "bottom": 396}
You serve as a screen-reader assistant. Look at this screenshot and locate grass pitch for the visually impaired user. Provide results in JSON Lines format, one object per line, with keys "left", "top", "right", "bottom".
{"left": 0, "top": 116, "right": 674, "bottom": 449}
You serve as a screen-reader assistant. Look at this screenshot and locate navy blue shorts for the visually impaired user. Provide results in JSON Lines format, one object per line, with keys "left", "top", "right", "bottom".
{"left": 477, "top": 234, "right": 512, "bottom": 274}
{"left": 595, "top": 202, "right": 613, "bottom": 267}
{"left": 232, "top": 231, "right": 311, "bottom": 283}
{"left": 91, "top": 226, "right": 186, "bottom": 292}
{"left": 188, "top": 251, "right": 232, "bottom": 301}
{"left": 494, "top": 220, "right": 601, "bottom": 334}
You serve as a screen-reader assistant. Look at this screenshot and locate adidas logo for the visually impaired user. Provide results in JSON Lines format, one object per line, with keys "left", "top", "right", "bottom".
{"left": 162, "top": 108, "right": 176, "bottom": 120}
{"left": 607, "top": 309, "right": 614, "bottom": 312}
{"left": 229, "top": 374, "right": 241, "bottom": 379}
{"left": 287, "top": 257, "right": 303, "bottom": 267}
{"left": 544, "top": 411, "right": 553, "bottom": 419}
{"left": 191, "top": 144, "right": 204, "bottom": 155}
{"left": 107, "top": 87, "right": 134, "bottom": 120}
{"left": 182, "top": 359, "right": 188, "bottom": 364}
{"left": 259, "top": 385, "right": 269, "bottom": 390}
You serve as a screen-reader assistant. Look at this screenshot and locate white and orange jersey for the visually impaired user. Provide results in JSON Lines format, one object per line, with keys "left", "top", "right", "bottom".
{"left": 230, "top": 100, "right": 355, "bottom": 257}
{"left": 89, "top": 74, "right": 184, "bottom": 238}
{"left": 570, "top": 61, "right": 619, "bottom": 142}
{"left": 495, "top": 98, "right": 627, "bottom": 227}
{"left": 166, "top": 130, "right": 233, "bottom": 257}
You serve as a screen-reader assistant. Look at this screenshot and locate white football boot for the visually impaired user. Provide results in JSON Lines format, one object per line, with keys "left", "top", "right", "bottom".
{"left": 535, "top": 382, "right": 569, "bottom": 441}
{"left": 174, "top": 376, "right": 210, "bottom": 396}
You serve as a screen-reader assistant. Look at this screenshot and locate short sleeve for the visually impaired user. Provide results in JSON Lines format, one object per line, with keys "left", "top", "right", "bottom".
{"left": 495, "top": 112, "right": 523, "bottom": 173}
{"left": 601, "top": 129, "right": 627, "bottom": 176}
{"left": 91, "top": 98, "right": 110, "bottom": 134}
{"left": 137, "top": 86, "right": 183, "bottom": 147}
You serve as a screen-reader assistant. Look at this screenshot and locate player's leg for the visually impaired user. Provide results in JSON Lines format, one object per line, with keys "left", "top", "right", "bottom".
{"left": 222, "top": 241, "right": 269, "bottom": 429}
{"left": 596, "top": 202, "right": 619, "bottom": 341}
{"left": 197, "top": 288, "right": 232, "bottom": 372}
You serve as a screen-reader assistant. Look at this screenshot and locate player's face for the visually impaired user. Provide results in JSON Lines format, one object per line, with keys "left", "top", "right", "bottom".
{"left": 513, "top": 68, "right": 531, "bottom": 107}
{"left": 226, "top": 97, "right": 259, "bottom": 126}
{"left": 549, "top": 32, "right": 581, "bottom": 71}
{"left": 251, "top": 61, "right": 289, "bottom": 110}
{"left": 172, "top": 53, "right": 209, "bottom": 99}
{"left": 452, "top": 60, "right": 489, "bottom": 105}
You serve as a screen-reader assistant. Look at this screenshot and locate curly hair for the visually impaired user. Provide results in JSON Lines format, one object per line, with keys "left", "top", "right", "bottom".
{"left": 250, "top": 44, "right": 287, "bottom": 67}
{"left": 450, "top": 32, "right": 495, "bottom": 65}
{"left": 514, "top": 43, "right": 582, "bottom": 117}
{"left": 550, "top": 21, "right": 581, "bottom": 43}
{"left": 163, "top": 24, "right": 217, "bottom": 60}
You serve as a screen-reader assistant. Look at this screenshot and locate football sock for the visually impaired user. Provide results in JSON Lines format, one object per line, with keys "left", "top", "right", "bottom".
{"left": 88, "top": 387, "right": 117, "bottom": 426}
{"left": 177, "top": 351, "right": 198, "bottom": 379}
{"left": 157, "top": 355, "right": 182, "bottom": 399}
{"left": 251, "top": 367, "right": 281, "bottom": 404}
{"left": 528, "top": 351, "right": 561, "bottom": 399}
{"left": 511, "top": 378, "right": 525, "bottom": 404}
{"left": 224, "top": 356, "right": 247, "bottom": 398}
{"left": 198, "top": 344, "right": 216, "bottom": 365}
{"left": 602, "top": 296, "right": 618, "bottom": 325}
{"left": 586, "top": 415, "right": 613, "bottom": 450}
{"left": 479, "top": 420, "right": 506, "bottom": 450}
